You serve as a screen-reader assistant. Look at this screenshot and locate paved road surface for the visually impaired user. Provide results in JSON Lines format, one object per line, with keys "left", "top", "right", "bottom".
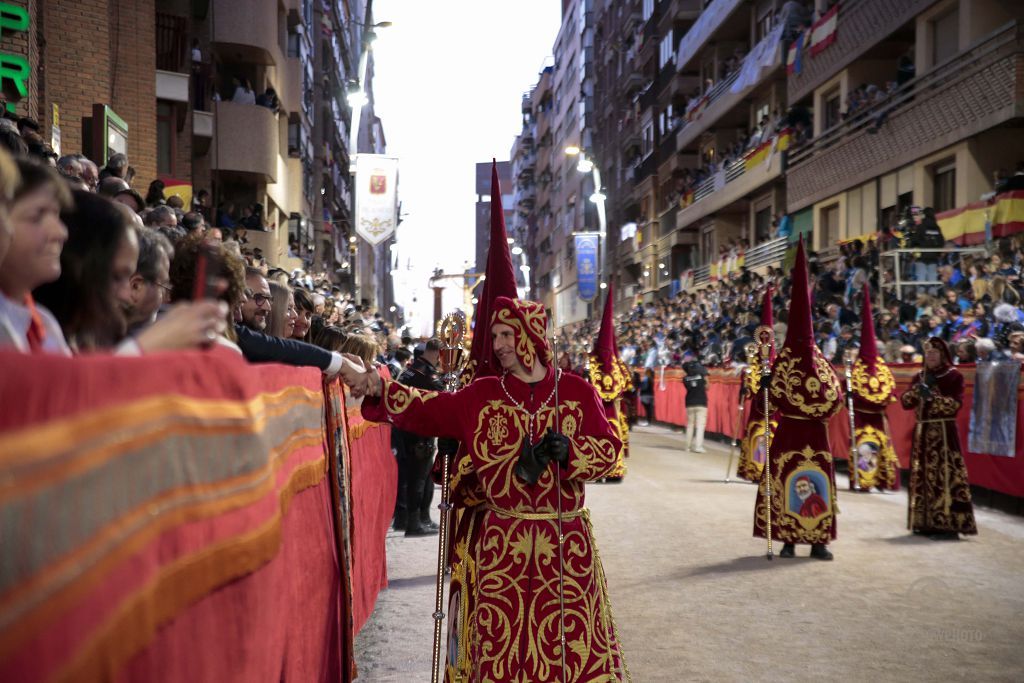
{"left": 355, "top": 424, "right": 1024, "bottom": 682}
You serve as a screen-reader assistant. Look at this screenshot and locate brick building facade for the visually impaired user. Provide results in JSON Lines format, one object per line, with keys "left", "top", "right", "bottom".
{"left": 6, "top": 0, "right": 157, "bottom": 187}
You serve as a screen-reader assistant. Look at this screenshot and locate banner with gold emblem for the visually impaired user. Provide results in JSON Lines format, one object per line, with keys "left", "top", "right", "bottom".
{"left": 355, "top": 154, "right": 399, "bottom": 246}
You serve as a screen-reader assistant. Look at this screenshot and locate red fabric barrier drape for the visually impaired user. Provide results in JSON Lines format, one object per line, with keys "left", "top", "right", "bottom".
{"left": 652, "top": 369, "right": 744, "bottom": 439}
{"left": 119, "top": 481, "right": 342, "bottom": 682}
{"left": 348, "top": 419, "right": 397, "bottom": 634}
{"left": 651, "top": 364, "right": 1024, "bottom": 497}
{"left": 0, "top": 351, "right": 345, "bottom": 681}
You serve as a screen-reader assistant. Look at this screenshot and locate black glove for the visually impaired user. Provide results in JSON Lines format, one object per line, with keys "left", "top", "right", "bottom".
{"left": 759, "top": 372, "right": 772, "bottom": 391}
{"left": 514, "top": 440, "right": 550, "bottom": 486}
{"left": 438, "top": 438, "right": 460, "bottom": 457}
{"left": 536, "top": 429, "right": 570, "bottom": 466}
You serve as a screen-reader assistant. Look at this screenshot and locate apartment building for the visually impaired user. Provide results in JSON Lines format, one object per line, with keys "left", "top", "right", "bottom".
{"left": 474, "top": 160, "right": 513, "bottom": 275}
{"left": 511, "top": 0, "right": 602, "bottom": 328}
{"left": 3, "top": 0, "right": 387, "bottom": 301}
{"left": 589, "top": 0, "right": 1023, "bottom": 305}
{"left": 783, "top": 0, "right": 1022, "bottom": 259}
{"left": 520, "top": 65, "right": 554, "bottom": 304}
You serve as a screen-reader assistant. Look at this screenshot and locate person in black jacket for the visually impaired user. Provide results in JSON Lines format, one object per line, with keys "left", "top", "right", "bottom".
{"left": 682, "top": 353, "right": 709, "bottom": 453}
{"left": 234, "top": 269, "right": 345, "bottom": 374}
{"left": 394, "top": 338, "right": 444, "bottom": 536}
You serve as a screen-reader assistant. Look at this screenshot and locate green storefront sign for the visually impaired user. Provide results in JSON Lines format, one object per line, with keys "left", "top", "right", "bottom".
{"left": 0, "top": 3, "right": 30, "bottom": 113}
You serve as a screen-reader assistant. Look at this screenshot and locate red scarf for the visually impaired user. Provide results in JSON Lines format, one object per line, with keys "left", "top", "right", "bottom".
{"left": 24, "top": 294, "right": 47, "bottom": 351}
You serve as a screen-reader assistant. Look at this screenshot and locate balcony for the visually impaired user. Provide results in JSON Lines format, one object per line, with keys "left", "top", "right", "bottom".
{"left": 670, "top": 0, "right": 701, "bottom": 22}
{"left": 675, "top": 134, "right": 785, "bottom": 231}
{"left": 787, "top": 0, "right": 934, "bottom": 104}
{"left": 211, "top": 101, "right": 279, "bottom": 182}
{"left": 743, "top": 236, "right": 788, "bottom": 270}
{"left": 674, "top": 0, "right": 745, "bottom": 70}
{"left": 212, "top": 0, "right": 283, "bottom": 66}
{"left": 676, "top": 24, "right": 783, "bottom": 150}
{"left": 786, "top": 22, "right": 1022, "bottom": 212}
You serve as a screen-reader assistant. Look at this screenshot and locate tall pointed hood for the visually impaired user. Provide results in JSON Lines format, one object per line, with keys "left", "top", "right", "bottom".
{"left": 593, "top": 283, "right": 617, "bottom": 374}
{"left": 783, "top": 237, "right": 813, "bottom": 349}
{"left": 851, "top": 280, "right": 896, "bottom": 406}
{"left": 588, "top": 285, "right": 628, "bottom": 401}
{"left": 768, "top": 236, "right": 843, "bottom": 419}
{"left": 858, "top": 282, "right": 879, "bottom": 369}
{"left": 463, "top": 160, "right": 518, "bottom": 383}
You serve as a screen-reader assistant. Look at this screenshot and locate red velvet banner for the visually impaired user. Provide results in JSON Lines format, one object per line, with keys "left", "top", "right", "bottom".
{"left": 653, "top": 364, "right": 1024, "bottom": 497}
{"left": 348, "top": 414, "right": 397, "bottom": 634}
{"left": 0, "top": 350, "right": 399, "bottom": 681}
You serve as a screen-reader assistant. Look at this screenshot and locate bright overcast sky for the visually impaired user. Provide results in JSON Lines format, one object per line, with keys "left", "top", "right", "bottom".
{"left": 371, "top": 0, "right": 561, "bottom": 335}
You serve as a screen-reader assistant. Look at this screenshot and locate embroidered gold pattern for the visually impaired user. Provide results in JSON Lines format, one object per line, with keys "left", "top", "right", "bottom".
{"left": 851, "top": 358, "right": 895, "bottom": 405}
{"left": 769, "top": 347, "right": 842, "bottom": 418}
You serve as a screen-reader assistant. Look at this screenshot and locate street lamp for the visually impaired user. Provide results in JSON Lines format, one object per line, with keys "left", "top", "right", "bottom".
{"left": 565, "top": 146, "right": 608, "bottom": 290}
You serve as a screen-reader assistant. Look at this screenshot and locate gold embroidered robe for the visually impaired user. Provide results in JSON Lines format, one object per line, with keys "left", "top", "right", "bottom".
{"left": 362, "top": 366, "right": 628, "bottom": 682}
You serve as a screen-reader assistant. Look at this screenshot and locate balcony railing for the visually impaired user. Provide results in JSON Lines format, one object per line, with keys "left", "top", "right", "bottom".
{"left": 212, "top": 101, "right": 279, "bottom": 182}
{"left": 674, "top": 0, "right": 745, "bottom": 70}
{"left": 743, "top": 236, "right": 787, "bottom": 270}
{"left": 786, "top": 21, "right": 1022, "bottom": 212}
{"left": 786, "top": 0, "right": 935, "bottom": 104}
{"left": 677, "top": 23, "right": 783, "bottom": 150}
{"left": 676, "top": 132, "right": 788, "bottom": 230}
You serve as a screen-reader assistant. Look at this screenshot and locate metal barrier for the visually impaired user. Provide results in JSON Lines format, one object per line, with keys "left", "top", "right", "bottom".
{"left": 878, "top": 247, "right": 988, "bottom": 305}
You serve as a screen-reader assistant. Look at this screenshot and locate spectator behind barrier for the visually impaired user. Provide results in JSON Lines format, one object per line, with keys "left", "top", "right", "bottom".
{"left": 34, "top": 189, "right": 227, "bottom": 354}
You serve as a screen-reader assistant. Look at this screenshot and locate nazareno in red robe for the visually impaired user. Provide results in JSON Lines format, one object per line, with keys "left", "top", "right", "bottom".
{"left": 362, "top": 364, "right": 629, "bottom": 682}
{"left": 900, "top": 348, "right": 977, "bottom": 535}
{"left": 849, "top": 283, "right": 900, "bottom": 491}
{"left": 754, "top": 239, "right": 843, "bottom": 545}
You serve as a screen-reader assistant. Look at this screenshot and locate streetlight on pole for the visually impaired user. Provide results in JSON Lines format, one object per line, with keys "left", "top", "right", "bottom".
{"left": 565, "top": 146, "right": 608, "bottom": 291}
{"left": 346, "top": 19, "right": 393, "bottom": 302}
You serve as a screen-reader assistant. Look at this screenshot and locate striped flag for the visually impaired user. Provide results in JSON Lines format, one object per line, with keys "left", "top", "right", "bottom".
{"left": 786, "top": 30, "right": 805, "bottom": 74}
{"left": 809, "top": 4, "right": 839, "bottom": 56}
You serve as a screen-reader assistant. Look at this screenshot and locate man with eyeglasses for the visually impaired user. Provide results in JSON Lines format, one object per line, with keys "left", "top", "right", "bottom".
{"left": 235, "top": 266, "right": 348, "bottom": 376}
{"left": 124, "top": 226, "right": 174, "bottom": 335}
{"left": 240, "top": 268, "right": 272, "bottom": 331}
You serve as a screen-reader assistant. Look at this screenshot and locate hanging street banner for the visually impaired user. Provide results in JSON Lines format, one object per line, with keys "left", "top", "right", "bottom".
{"left": 355, "top": 154, "right": 399, "bottom": 246}
{"left": 574, "top": 232, "right": 600, "bottom": 302}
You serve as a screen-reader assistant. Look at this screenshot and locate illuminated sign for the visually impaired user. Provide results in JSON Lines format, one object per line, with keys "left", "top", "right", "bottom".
{"left": 0, "top": 3, "right": 30, "bottom": 113}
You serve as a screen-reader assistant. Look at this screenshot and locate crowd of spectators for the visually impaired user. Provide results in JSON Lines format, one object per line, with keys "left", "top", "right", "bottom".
{"left": 0, "top": 111, "right": 414, "bottom": 381}
{"left": 560, "top": 208, "right": 1024, "bottom": 374}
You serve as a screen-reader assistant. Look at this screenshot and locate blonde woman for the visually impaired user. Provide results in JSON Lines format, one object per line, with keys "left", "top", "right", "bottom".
{"left": 339, "top": 333, "right": 379, "bottom": 366}
{"left": 267, "top": 281, "right": 296, "bottom": 338}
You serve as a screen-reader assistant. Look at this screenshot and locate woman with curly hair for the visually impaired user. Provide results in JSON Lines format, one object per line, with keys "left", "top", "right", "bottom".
{"left": 167, "top": 230, "right": 245, "bottom": 346}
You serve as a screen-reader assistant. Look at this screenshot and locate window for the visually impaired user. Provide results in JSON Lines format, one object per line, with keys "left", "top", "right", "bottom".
{"left": 932, "top": 7, "right": 959, "bottom": 66}
{"left": 755, "top": 207, "right": 772, "bottom": 243}
{"left": 933, "top": 161, "right": 956, "bottom": 212}
{"left": 659, "top": 31, "right": 674, "bottom": 69}
{"left": 823, "top": 88, "right": 841, "bottom": 130}
{"left": 820, "top": 203, "right": 840, "bottom": 248}
{"left": 288, "top": 120, "right": 301, "bottom": 157}
{"left": 156, "top": 102, "right": 174, "bottom": 176}
{"left": 658, "top": 105, "right": 674, "bottom": 136}
{"left": 642, "top": 0, "right": 654, "bottom": 21}
{"left": 756, "top": 0, "right": 775, "bottom": 42}
{"left": 642, "top": 121, "right": 654, "bottom": 158}
{"left": 754, "top": 102, "right": 770, "bottom": 127}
